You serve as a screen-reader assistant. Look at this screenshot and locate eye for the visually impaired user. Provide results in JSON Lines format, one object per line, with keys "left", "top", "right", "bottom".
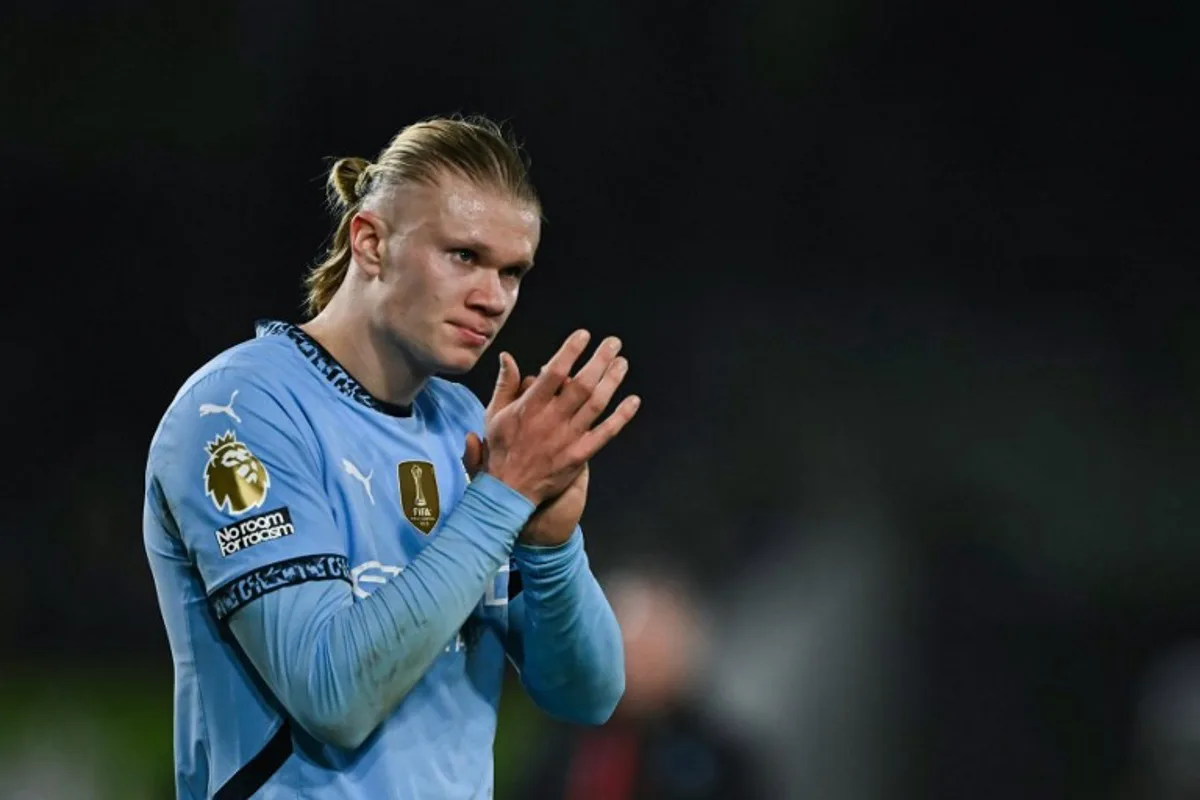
{"left": 450, "top": 248, "right": 478, "bottom": 264}
{"left": 500, "top": 265, "right": 528, "bottom": 282}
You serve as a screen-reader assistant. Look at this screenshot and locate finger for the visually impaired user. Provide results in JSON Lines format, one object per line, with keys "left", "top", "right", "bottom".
{"left": 559, "top": 336, "right": 621, "bottom": 411}
{"left": 487, "top": 352, "right": 522, "bottom": 417}
{"left": 572, "top": 394, "right": 641, "bottom": 461}
{"left": 462, "top": 432, "right": 484, "bottom": 477}
{"left": 519, "top": 375, "right": 536, "bottom": 396}
{"left": 571, "top": 356, "right": 628, "bottom": 430}
{"left": 527, "top": 329, "right": 590, "bottom": 404}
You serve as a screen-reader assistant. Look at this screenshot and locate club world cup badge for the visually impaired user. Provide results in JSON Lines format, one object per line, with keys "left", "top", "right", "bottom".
{"left": 397, "top": 460, "right": 440, "bottom": 534}
{"left": 203, "top": 431, "right": 271, "bottom": 515}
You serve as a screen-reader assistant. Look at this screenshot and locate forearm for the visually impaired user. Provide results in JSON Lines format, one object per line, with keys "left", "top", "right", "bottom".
{"left": 229, "top": 475, "right": 532, "bottom": 749}
{"left": 510, "top": 528, "right": 625, "bottom": 724}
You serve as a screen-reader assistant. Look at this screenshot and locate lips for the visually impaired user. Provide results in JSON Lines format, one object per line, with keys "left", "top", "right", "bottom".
{"left": 448, "top": 322, "right": 492, "bottom": 346}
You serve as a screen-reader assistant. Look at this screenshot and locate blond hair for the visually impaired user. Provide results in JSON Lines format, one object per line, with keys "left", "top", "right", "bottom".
{"left": 304, "top": 115, "right": 540, "bottom": 316}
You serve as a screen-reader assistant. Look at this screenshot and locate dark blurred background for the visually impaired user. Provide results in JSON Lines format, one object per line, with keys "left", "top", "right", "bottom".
{"left": 2, "top": 1, "right": 1197, "bottom": 797}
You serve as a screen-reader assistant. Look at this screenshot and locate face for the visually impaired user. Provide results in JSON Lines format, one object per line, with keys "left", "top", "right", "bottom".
{"left": 350, "top": 170, "right": 540, "bottom": 376}
{"left": 612, "top": 581, "right": 698, "bottom": 718}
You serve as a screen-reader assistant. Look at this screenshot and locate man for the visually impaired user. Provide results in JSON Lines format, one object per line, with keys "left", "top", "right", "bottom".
{"left": 144, "top": 116, "right": 638, "bottom": 799}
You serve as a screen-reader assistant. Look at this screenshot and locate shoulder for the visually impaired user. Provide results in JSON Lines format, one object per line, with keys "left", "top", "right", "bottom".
{"left": 166, "top": 336, "right": 300, "bottom": 418}
{"left": 149, "top": 336, "right": 308, "bottom": 461}
{"left": 178, "top": 335, "right": 299, "bottom": 401}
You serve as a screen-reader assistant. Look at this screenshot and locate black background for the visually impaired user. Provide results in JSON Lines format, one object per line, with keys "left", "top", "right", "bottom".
{"left": 2, "top": 1, "right": 1197, "bottom": 796}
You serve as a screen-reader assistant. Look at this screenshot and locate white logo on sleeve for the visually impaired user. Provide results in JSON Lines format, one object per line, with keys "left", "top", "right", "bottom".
{"left": 484, "top": 563, "right": 510, "bottom": 607}
{"left": 199, "top": 390, "right": 242, "bottom": 424}
{"left": 350, "top": 560, "right": 402, "bottom": 598}
{"left": 214, "top": 507, "right": 295, "bottom": 557}
{"left": 342, "top": 458, "right": 375, "bottom": 505}
{"left": 350, "top": 559, "right": 471, "bottom": 653}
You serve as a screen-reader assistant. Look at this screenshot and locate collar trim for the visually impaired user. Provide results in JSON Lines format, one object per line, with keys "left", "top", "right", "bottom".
{"left": 255, "top": 320, "right": 413, "bottom": 417}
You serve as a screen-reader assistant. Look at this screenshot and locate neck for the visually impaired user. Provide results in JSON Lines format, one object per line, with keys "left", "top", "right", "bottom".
{"left": 300, "top": 297, "right": 428, "bottom": 408}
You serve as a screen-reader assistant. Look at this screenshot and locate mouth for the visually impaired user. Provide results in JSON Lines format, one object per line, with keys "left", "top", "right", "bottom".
{"left": 447, "top": 322, "right": 492, "bottom": 347}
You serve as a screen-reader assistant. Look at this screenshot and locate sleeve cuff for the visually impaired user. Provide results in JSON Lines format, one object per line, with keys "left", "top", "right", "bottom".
{"left": 513, "top": 526, "right": 584, "bottom": 576}
{"left": 462, "top": 473, "right": 538, "bottom": 528}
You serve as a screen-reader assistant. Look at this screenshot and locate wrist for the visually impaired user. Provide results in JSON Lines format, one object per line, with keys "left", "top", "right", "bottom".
{"left": 481, "top": 467, "right": 543, "bottom": 506}
{"left": 514, "top": 525, "right": 583, "bottom": 561}
{"left": 517, "top": 530, "right": 571, "bottom": 548}
{"left": 518, "top": 508, "right": 580, "bottom": 547}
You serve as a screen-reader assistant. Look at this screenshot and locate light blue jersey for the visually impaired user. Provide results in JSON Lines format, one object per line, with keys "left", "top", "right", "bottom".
{"left": 144, "top": 321, "right": 624, "bottom": 799}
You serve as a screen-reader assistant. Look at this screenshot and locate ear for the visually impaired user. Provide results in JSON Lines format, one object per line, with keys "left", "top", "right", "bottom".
{"left": 348, "top": 210, "right": 386, "bottom": 277}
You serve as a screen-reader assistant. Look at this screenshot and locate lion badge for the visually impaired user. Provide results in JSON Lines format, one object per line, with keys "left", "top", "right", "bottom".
{"left": 204, "top": 431, "right": 271, "bottom": 515}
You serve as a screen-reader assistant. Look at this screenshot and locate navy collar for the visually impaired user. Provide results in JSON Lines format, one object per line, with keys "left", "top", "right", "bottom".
{"left": 255, "top": 320, "right": 413, "bottom": 417}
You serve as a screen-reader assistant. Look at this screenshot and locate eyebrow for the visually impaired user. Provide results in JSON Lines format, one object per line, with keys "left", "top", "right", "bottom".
{"left": 461, "top": 239, "right": 534, "bottom": 272}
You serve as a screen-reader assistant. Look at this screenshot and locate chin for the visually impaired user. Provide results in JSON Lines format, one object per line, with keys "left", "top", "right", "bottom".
{"left": 433, "top": 348, "right": 483, "bottom": 376}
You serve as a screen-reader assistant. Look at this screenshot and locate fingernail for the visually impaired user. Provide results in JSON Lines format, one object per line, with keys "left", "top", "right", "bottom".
{"left": 574, "top": 329, "right": 590, "bottom": 344}
{"left": 608, "top": 337, "right": 622, "bottom": 353}
{"left": 630, "top": 395, "right": 641, "bottom": 409}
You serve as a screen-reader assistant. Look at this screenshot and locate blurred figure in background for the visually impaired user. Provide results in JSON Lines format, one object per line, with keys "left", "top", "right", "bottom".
{"left": 516, "top": 567, "right": 766, "bottom": 799}
{"left": 705, "top": 510, "right": 917, "bottom": 800}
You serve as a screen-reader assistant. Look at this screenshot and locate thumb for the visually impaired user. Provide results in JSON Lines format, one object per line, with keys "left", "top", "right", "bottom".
{"left": 487, "top": 351, "right": 522, "bottom": 417}
{"left": 462, "top": 432, "right": 484, "bottom": 477}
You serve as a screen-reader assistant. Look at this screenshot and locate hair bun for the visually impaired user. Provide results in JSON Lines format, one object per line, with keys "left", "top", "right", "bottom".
{"left": 328, "top": 156, "right": 371, "bottom": 208}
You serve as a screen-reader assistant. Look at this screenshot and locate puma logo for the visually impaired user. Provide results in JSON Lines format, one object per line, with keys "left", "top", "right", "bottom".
{"left": 199, "top": 390, "right": 242, "bottom": 424}
{"left": 343, "top": 458, "right": 375, "bottom": 506}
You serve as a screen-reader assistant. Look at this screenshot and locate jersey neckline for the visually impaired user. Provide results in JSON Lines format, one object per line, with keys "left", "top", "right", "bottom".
{"left": 255, "top": 320, "right": 414, "bottom": 418}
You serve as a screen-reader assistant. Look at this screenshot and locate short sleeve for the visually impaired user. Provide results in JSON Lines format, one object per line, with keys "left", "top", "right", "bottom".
{"left": 149, "top": 369, "right": 349, "bottom": 619}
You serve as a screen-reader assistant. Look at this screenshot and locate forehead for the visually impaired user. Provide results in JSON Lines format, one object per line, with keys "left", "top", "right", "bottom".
{"left": 392, "top": 171, "right": 540, "bottom": 259}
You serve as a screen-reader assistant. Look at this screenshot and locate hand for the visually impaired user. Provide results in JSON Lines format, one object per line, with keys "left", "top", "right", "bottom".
{"left": 463, "top": 357, "right": 597, "bottom": 547}
{"left": 523, "top": 463, "right": 589, "bottom": 547}
{"left": 465, "top": 330, "right": 638, "bottom": 508}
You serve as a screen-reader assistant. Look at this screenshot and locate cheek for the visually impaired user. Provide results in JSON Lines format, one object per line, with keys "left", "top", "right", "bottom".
{"left": 410, "top": 259, "right": 457, "bottom": 306}
{"left": 382, "top": 263, "right": 436, "bottom": 314}
{"left": 378, "top": 284, "right": 413, "bottom": 321}
{"left": 496, "top": 286, "right": 519, "bottom": 318}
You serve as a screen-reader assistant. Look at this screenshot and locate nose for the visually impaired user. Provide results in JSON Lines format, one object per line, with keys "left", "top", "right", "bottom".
{"left": 467, "top": 270, "right": 509, "bottom": 317}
